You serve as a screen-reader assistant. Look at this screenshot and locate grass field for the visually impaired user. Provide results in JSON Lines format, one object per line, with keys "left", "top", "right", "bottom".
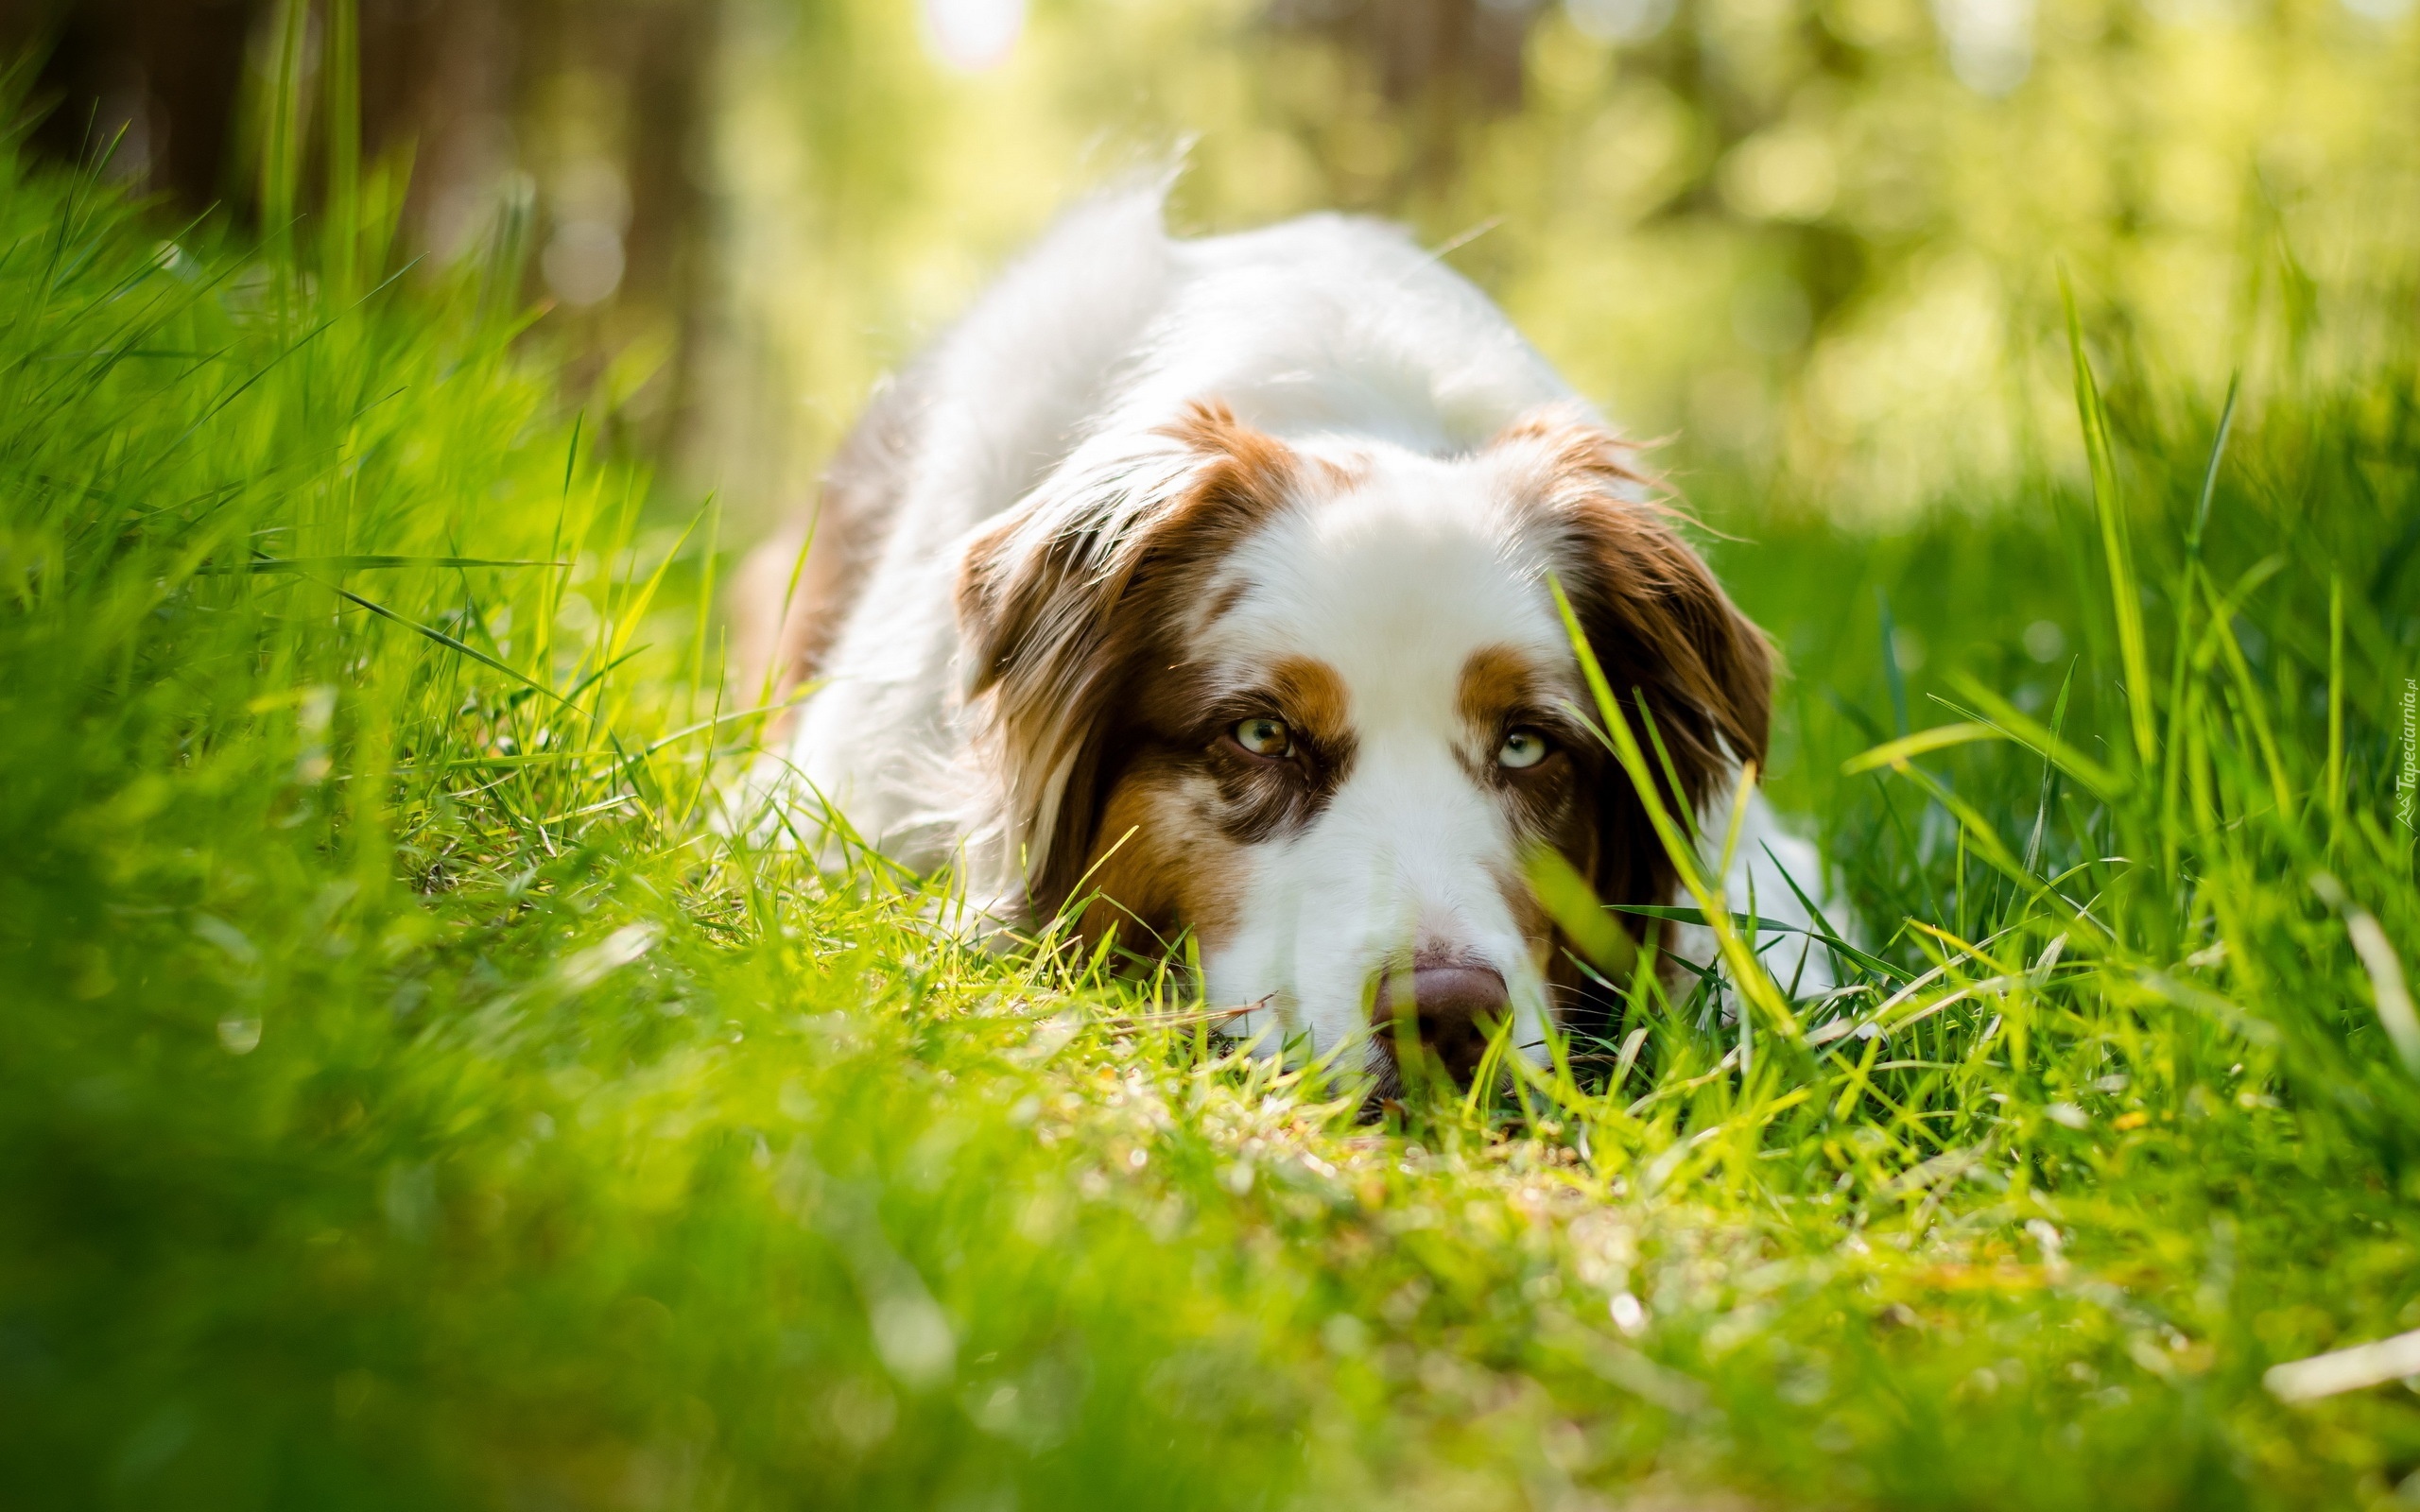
{"left": 5, "top": 92, "right": 2420, "bottom": 1511}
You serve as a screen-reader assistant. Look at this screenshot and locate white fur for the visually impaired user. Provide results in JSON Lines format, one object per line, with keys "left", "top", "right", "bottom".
{"left": 1193, "top": 443, "right": 1580, "bottom": 1058}
{"left": 769, "top": 185, "right": 1835, "bottom": 1061}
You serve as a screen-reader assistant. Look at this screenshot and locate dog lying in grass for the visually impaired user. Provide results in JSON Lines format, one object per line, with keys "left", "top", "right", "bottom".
{"left": 735, "top": 185, "right": 1832, "bottom": 1087}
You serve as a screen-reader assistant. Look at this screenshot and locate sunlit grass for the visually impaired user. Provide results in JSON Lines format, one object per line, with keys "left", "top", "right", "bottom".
{"left": 6, "top": 69, "right": 2420, "bottom": 1511}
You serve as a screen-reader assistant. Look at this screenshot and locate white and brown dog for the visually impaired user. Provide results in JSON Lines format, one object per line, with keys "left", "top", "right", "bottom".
{"left": 734, "top": 186, "right": 1831, "bottom": 1085}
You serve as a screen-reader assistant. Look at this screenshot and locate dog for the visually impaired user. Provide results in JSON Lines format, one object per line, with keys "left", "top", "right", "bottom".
{"left": 733, "top": 185, "right": 1833, "bottom": 1086}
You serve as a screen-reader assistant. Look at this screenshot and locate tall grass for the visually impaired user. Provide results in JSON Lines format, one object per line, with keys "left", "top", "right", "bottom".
{"left": 4, "top": 57, "right": 2419, "bottom": 1512}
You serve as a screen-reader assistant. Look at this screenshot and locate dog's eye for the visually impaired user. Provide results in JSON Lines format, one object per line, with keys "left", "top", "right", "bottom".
{"left": 1233, "top": 716, "right": 1293, "bottom": 758}
{"left": 1497, "top": 728, "right": 1549, "bottom": 770}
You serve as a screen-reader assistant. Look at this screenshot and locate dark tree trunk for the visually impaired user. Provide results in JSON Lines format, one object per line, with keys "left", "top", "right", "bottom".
{"left": 5, "top": 0, "right": 257, "bottom": 208}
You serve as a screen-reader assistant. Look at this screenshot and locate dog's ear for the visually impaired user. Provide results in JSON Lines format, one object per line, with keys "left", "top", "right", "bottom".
{"left": 957, "top": 400, "right": 1298, "bottom": 911}
{"left": 1492, "top": 406, "right": 1774, "bottom": 911}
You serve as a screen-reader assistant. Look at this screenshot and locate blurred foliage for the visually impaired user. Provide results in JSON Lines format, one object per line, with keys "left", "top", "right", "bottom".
{"left": 3, "top": 0, "right": 718, "bottom": 458}
{"left": 698, "top": 0, "right": 2420, "bottom": 521}
{"left": 11, "top": 0, "right": 2416, "bottom": 523}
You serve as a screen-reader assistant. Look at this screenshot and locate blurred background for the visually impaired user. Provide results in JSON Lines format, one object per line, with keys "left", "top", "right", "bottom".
{"left": 6, "top": 0, "right": 2414, "bottom": 532}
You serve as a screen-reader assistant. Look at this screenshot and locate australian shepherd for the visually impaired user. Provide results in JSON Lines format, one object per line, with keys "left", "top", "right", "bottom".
{"left": 733, "top": 186, "right": 1832, "bottom": 1087}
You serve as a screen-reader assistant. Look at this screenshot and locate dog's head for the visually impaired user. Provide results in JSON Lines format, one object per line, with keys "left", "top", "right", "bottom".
{"left": 958, "top": 400, "right": 1770, "bottom": 1083}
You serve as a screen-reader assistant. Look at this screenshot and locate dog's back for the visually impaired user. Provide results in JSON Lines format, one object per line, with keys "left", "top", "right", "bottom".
{"left": 734, "top": 187, "right": 1181, "bottom": 714}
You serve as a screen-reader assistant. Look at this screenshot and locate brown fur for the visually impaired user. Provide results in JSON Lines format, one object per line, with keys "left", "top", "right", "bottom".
{"left": 1454, "top": 644, "right": 1537, "bottom": 734}
{"left": 729, "top": 368, "right": 926, "bottom": 735}
{"left": 957, "top": 400, "right": 1314, "bottom": 926}
{"left": 1459, "top": 643, "right": 1609, "bottom": 1021}
{"left": 1490, "top": 406, "right": 1773, "bottom": 940}
{"left": 1075, "top": 750, "right": 1252, "bottom": 959}
{"left": 1069, "top": 654, "right": 1352, "bottom": 961}
{"left": 1454, "top": 643, "right": 1599, "bottom": 861}
{"left": 1265, "top": 654, "right": 1352, "bottom": 753}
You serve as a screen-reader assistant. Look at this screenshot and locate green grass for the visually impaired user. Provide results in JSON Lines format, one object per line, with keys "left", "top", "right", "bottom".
{"left": 6, "top": 87, "right": 2420, "bottom": 1512}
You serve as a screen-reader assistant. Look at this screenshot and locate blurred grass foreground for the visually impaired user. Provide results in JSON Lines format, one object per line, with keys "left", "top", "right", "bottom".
{"left": 4, "top": 1, "right": 2420, "bottom": 1508}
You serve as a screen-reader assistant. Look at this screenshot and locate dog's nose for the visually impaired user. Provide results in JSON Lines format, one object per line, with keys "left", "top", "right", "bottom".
{"left": 1371, "top": 963, "right": 1510, "bottom": 1080}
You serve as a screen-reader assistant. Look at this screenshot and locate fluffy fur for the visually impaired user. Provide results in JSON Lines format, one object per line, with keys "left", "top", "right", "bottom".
{"left": 736, "top": 185, "right": 1834, "bottom": 1078}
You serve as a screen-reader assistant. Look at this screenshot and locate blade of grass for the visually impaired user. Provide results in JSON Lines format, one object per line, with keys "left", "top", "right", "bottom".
{"left": 2063, "top": 275, "right": 2158, "bottom": 771}
{"left": 229, "top": 555, "right": 570, "bottom": 573}
{"left": 1841, "top": 722, "right": 2005, "bottom": 778}
{"left": 1936, "top": 674, "right": 2128, "bottom": 800}
{"left": 1878, "top": 588, "right": 1910, "bottom": 738}
{"left": 321, "top": 577, "right": 578, "bottom": 711}
{"left": 2326, "top": 572, "right": 2344, "bottom": 848}
{"left": 1549, "top": 574, "right": 1799, "bottom": 1044}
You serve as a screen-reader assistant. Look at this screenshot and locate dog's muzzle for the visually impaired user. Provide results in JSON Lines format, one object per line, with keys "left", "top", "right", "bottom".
{"left": 1370, "top": 958, "right": 1510, "bottom": 1080}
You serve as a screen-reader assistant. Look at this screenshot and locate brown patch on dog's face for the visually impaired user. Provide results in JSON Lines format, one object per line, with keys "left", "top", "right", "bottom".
{"left": 1197, "top": 654, "right": 1357, "bottom": 843}
{"left": 1266, "top": 654, "right": 1351, "bottom": 748}
{"left": 959, "top": 399, "right": 1390, "bottom": 970}
{"left": 1459, "top": 644, "right": 1605, "bottom": 1011}
{"left": 1456, "top": 645, "right": 1587, "bottom": 832}
{"left": 957, "top": 398, "right": 1313, "bottom": 923}
{"left": 1076, "top": 749, "right": 1243, "bottom": 958}
{"left": 1487, "top": 406, "right": 1773, "bottom": 928}
{"left": 1077, "top": 652, "right": 1357, "bottom": 959}
{"left": 1455, "top": 644, "right": 1534, "bottom": 732}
